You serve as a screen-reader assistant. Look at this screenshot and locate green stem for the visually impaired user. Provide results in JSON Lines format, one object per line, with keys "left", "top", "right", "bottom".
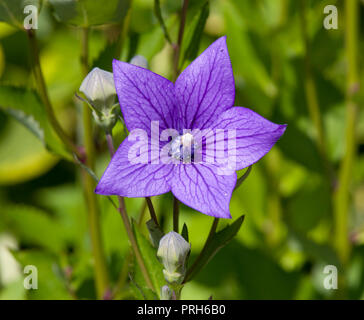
{"left": 105, "top": 132, "right": 155, "bottom": 291}
{"left": 334, "top": 0, "right": 359, "bottom": 265}
{"left": 172, "top": 0, "right": 189, "bottom": 81}
{"left": 299, "top": 0, "right": 333, "bottom": 184}
{"left": 146, "top": 197, "right": 159, "bottom": 227}
{"left": 173, "top": 197, "right": 180, "bottom": 233}
{"left": 27, "top": 29, "right": 81, "bottom": 159}
{"left": 80, "top": 27, "right": 109, "bottom": 299}
{"left": 184, "top": 218, "right": 219, "bottom": 283}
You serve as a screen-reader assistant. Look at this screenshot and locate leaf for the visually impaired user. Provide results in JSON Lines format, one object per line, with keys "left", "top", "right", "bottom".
{"left": 1, "top": 204, "right": 67, "bottom": 253}
{"left": 11, "top": 250, "right": 73, "bottom": 300}
{"left": 0, "top": 118, "right": 58, "bottom": 185}
{"left": 146, "top": 219, "right": 164, "bottom": 248}
{"left": 223, "top": 0, "right": 277, "bottom": 97}
{"left": 0, "top": 86, "right": 70, "bottom": 159}
{"left": 181, "top": 223, "right": 189, "bottom": 242}
{"left": 48, "top": 0, "right": 130, "bottom": 27}
{"left": 131, "top": 220, "right": 165, "bottom": 298}
{"left": 0, "top": 0, "right": 40, "bottom": 29}
{"left": 185, "top": 215, "right": 245, "bottom": 282}
{"left": 153, "top": 0, "right": 172, "bottom": 44}
{"left": 182, "top": 1, "right": 209, "bottom": 63}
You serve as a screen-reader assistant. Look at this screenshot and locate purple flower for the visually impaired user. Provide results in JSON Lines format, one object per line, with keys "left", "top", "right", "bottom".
{"left": 95, "top": 37, "right": 286, "bottom": 219}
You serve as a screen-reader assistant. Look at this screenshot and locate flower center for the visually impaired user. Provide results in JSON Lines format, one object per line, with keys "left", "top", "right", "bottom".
{"left": 170, "top": 133, "right": 197, "bottom": 162}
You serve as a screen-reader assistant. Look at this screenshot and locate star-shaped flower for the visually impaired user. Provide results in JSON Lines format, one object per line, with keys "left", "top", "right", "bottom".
{"left": 95, "top": 37, "right": 286, "bottom": 219}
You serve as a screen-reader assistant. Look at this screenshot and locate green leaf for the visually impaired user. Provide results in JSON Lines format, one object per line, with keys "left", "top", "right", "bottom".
{"left": 0, "top": 118, "right": 58, "bottom": 185}
{"left": 1, "top": 204, "right": 67, "bottom": 253}
{"left": 0, "top": 0, "right": 40, "bottom": 29}
{"left": 182, "top": 1, "right": 209, "bottom": 63}
{"left": 153, "top": 0, "right": 172, "bottom": 44}
{"left": 146, "top": 219, "right": 164, "bottom": 248}
{"left": 11, "top": 250, "right": 73, "bottom": 300}
{"left": 185, "top": 215, "right": 245, "bottom": 282}
{"left": 49, "top": 0, "right": 130, "bottom": 27}
{"left": 132, "top": 220, "right": 165, "bottom": 298}
{"left": 0, "top": 86, "right": 70, "bottom": 159}
{"left": 223, "top": 0, "right": 277, "bottom": 97}
{"left": 181, "top": 223, "right": 189, "bottom": 242}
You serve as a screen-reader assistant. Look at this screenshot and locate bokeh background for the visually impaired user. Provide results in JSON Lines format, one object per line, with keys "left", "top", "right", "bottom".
{"left": 1, "top": 0, "right": 364, "bottom": 299}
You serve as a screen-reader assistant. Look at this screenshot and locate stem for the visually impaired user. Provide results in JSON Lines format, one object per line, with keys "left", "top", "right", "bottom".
{"left": 105, "top": 132, "right": 155, "bottom": 291}
{"left": 173, "top": 197, "right": 180, "bottom": 233}
{"left": 334, "top": 0, "right": 359, "bottom": 265}
{"left": 184, "top": 218, "right": 219, "bottom": 283}
{"left": 146, "top": 197, "right": 159, "bottom": 227}
{"left": 80, "top": 27, "right": 109, "bottom": 299}
{"left": 172, "top": 0, "right": 189, "bottom": 81}
{"left": 299, "top": 0, "right": 333, "bottom": 184}
{"left": 27, "top": 29, "right": 81, "bottom": 158}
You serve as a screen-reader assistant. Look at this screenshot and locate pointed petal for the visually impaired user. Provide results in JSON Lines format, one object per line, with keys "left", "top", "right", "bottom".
{"left": 175, "top": 36, "right": 235, "bottom": 130}
{"left": 113, "top": 59, "right": 179, "bottom": 133}
{"left": 95, "top": 138, "right": 174, "bottom": 197}
{"left": 208, "top": 107, "right": 287, "bottom": 171}
{"left": 171, "top": 164, "right": 236, "bottom": 218}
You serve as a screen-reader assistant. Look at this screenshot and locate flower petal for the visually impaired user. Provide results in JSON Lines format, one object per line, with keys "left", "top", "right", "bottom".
{"left": 113, "top": 59, "right": 179, "bottom": 133}
{"left": 95, "top": 137, "right": 174, "bottom": 197}
{"left": 207, "top": 107, "right": 287, "bottom": 171}
{"left": 171, "top": 164, "right": 236, "bottom": 218}
{"left": 174, "top": 36, "right": 235, "bottom": 130}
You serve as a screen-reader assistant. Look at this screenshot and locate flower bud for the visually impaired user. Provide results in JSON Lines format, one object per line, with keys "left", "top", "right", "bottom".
{"left": 79, "top": 67, "right": 119, "bottom": 132}
{"left": 157, "top": 231, "right": 190, "bottom": 285}
{"left": 160, "top": 285, "right": 173, "bottom": 300}
{"left": 130, "top": 55, "right": 149, "bottom": 69}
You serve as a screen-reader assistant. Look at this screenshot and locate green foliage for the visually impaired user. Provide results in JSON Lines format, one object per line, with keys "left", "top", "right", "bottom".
{"left": 0, "top": 0, "right": 363, "bottom": 301}
{"left": 185, "top": 216, "right": 245, "bottom": 282}
{"left": 0, "top": 86, "right": 70, "bottom": 159}
{"left": 131, "top": 220, "right": 165, "bottom": 299}
{"left": 49, "top": 0, "right": 130, "bottom": 27}
{"left": 0, "top": 0, "right": 41, "bottom": 29}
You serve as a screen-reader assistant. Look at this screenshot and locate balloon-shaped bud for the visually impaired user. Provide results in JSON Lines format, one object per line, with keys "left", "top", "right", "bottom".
{"left": 79, "top": 67, "right": 119, "bottom": 132}
{"left": 157, "top": 231, "right": 190, "bottom": 285}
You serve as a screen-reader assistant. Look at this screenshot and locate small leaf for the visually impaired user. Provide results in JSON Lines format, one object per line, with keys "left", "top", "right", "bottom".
{"left": 181, "top": 223, "right": 189, "bottom": 242}
{"left": 184, "top": 215, "right": 245, "bottom": 282}
{"left": 49, "top": 0, "right": 130, "bottom": 27}
{"left": 131, "top": 220, "right": 165, "bottom": 298}
{"left": 146, "top": 219, "right": 164, "bottom": 248}
{"left": 182, "top": 1, "right": 209, "bottom": 63}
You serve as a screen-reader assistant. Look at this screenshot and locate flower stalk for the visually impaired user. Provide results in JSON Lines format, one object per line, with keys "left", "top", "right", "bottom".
{"left": 105, "top": 132, "right": 155, "bottom": 291}
{"left": 80, "top": 27, "right": 110, "bottom": 299}
{"left": 173, "top": 0, "right": 189, "bottom": 81}
{"left": 334, "top": 0, "right": 359, "bottom": 265}
{"left": 173, "top": 197, "right": 180, "bottom": 233}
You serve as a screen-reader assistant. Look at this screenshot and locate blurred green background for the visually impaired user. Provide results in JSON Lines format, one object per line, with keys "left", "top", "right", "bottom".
{"left": 1, "top": 0, "right": 364, "bottom": 300}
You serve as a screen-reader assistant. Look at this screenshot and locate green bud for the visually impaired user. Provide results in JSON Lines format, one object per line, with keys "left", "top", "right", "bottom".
{"left": 157, "top": 231, "right": 190, "bottom": 285}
